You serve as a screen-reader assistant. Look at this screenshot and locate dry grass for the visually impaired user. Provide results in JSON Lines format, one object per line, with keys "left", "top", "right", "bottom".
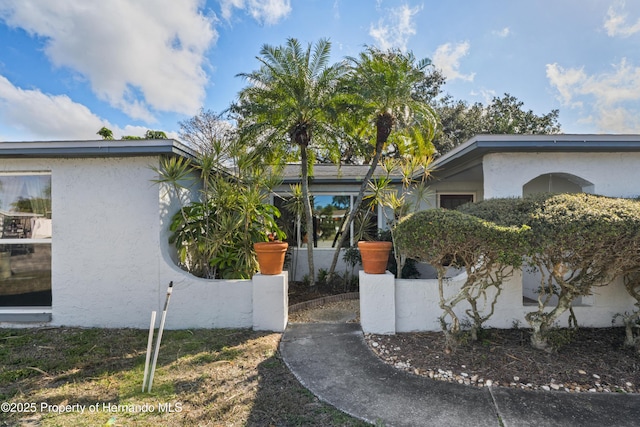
{"left": 0, "top": 327, "right": 368, "bottom": 426}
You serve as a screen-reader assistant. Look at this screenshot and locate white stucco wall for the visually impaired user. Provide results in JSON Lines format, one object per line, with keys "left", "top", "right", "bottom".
{"left": 483, "top": 152, "right": 640, "bottom": 199}
{"left": 360, "top": 268, "right": 636, "bottom": 334}
{"left": 0, "top": 155, "right": 287, "bottom": 331}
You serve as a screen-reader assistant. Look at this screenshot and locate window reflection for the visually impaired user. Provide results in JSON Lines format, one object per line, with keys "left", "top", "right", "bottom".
{"left": 0, "top": 174, "right": 51, "bottom": 240}
{"left": 274, "top": 193, "right": 378, "bottom": 248}
{"left": 0, "top": 174, "right": 52, "bottom": 308}
{"left": 0, "top": 244, "right": 52, "bottom": 306}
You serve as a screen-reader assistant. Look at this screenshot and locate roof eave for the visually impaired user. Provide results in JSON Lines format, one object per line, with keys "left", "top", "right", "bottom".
{"left": 0, "top": 139, "right": 197, "bottom": 159}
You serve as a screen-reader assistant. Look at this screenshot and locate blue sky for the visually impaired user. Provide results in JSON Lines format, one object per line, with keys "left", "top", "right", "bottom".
{"left": 1, "top": 0, "right": 639, "bottom": 141}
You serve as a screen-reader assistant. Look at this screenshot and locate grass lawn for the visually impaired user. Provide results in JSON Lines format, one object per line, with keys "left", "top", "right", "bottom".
{"left": 0, "top": 328, "right": 369, "bottom": 426}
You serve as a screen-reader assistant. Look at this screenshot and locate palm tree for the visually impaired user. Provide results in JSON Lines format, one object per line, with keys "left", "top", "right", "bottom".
{"left": 233, "top": 38, "right": 348, "bottom": 286}
{"left": 327, "top": 47, "right": 439, "bottom": 278}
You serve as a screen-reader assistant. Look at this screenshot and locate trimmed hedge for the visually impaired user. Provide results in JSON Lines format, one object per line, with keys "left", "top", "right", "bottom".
{"left": 395, "top": 208, "right": 529, "bottom": 269}
{"left": 395, "top": 208, "right": 530, "bottom": 342}
{"left": 458, "top": 193, "right": 640, "bottom": 350}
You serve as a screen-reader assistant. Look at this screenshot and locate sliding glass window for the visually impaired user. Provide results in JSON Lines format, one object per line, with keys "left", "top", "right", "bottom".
{"left": 0, "top": 173, "right": 52, "bottom": 307}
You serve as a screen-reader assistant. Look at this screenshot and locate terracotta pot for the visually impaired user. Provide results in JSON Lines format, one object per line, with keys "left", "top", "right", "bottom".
{"left": 358, "top": 241, "right": 392, "bottom": 274}
{"left": 254, "top": 241, "right": 288, "bottom": 275}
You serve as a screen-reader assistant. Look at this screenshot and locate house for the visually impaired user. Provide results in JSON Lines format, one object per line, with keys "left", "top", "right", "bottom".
{"left": 0, "top": 140, "right": 287, "bottom": 331}
{"left": 429, "top": 133, "right": 640, "bottom": 202}
{"left": 357, "top": 133, "right": 640, "bottom": 334}
{"left": 3, "top": 134, "right": 640, "bottom": 330}
{"left": 277, "top": 134, "right": 640, "bottom": 280}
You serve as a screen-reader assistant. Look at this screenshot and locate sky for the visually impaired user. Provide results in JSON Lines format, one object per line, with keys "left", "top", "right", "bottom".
{"left": 1, "top": 0, "right": 639, "bottom": 142}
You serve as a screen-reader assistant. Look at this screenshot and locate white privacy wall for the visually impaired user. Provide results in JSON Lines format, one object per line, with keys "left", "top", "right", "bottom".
{"left": 0, "top": 156, "right": 287, "bottom": 331}
{"left": 360, "top": 271, "right": 636, "bottom": 334}
{"left": 482, "top": 152, "right": 640, "bottom": 199}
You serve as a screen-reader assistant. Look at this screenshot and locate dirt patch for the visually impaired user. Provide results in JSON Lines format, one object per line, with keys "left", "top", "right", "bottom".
{"left": 366, "top": 327, "right": 640, "bottom": 394}
{"left": 288, "top": 294, "right": 639, "bottom": 395}
{"left": 289, "top": 299, "right": 360, "bottom": 323}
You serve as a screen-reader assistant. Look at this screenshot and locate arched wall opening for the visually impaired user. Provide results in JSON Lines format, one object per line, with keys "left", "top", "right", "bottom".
{"left": 522, "top": 172, "right": 594, "bottom": 197}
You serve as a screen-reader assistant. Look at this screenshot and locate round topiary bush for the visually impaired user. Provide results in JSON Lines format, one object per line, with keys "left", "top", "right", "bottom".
{"left": 459, "top": 193, "right": 640, "bottom": 351}
{"left": 395, "top": 208, "right": 529, "bottom": 342}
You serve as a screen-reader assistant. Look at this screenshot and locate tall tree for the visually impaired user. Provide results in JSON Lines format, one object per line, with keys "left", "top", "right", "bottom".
{"left": 327, "top": 47, "right": 439, "bottom": 278}
{"left": 233, "top": 38, "right": 348, "bottom": 286}
{"left": 433, "top": 93, "right": 561, "bottom": 156}
{"left": 179, "top": 109, "right": 234, "bottom": 155}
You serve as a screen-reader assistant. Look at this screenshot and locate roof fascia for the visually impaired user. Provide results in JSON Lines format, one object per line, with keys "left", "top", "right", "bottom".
{"left": 431, "top": 134, "right": 640, "bottom": 178}
{"left": 0, "top": 139, "right": 197, "bottom": 160}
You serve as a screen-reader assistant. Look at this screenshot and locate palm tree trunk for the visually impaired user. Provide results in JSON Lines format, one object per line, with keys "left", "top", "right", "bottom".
{"left": 327, "top": 112, "right": 393, "bottom": 278}
{"left": 300, "top": 146, "right": 315, "bottom": 287}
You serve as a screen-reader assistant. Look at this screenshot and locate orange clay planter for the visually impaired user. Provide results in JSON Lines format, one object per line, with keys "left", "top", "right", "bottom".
{"left": 358, "top": 241, "right": 392, "bottom": 274}
{"left": 254, "top": 241, "right": 288, "bottom": 275}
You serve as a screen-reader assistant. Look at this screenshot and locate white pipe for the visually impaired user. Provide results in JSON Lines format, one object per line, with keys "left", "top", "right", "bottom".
{"left": 147, "top": 282, "right": 174, "bottom": 392}
{"left": 142, "top": 310, "right": 157, "bottom": 392}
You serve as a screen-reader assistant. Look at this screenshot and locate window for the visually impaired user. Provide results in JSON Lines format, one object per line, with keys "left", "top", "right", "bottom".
{"left": 273, "top": 193, "right": 377, "bottom": 248}
{"left": 0, "top": 173, "right": 52, "bottom": 308}
{"left": 439, "top": 194, "right": 474, "bottom": 210}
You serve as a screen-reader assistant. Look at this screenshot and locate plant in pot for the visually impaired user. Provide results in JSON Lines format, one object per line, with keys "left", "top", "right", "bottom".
{"left": 152, "top": 117, "right": 287, "bottom": 279}
{"left": 254, "top": 229, "right": 288, "bottom": 275}
{"left": 361, "top": 156, "right": 433, "bottom": 277}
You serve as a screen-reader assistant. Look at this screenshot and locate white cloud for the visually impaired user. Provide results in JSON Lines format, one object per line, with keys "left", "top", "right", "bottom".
{"left": 546, "top": 59, "right": 640, "bottom": 132}
{"left": 0, "top": 0, "right": 217, "bottom": 122}
{"left": 369, "top": 4, "right": 421, "bottom": 51}
{"left": 492, "top": 27, "right": 510, "bottom": 38}
{"left": 0, "top": 75, "right": 106, "bottom": 140}
{"left": 432, "top": 41, "right": 475, "bottom": 82}
{"left": 604, "top": 1, "right": 640, "bottom": 37}
{"left": 220, "top": 0, "right": 291, "bottom": 25}
{"left": 545, "top": 63, "right": 587, "bottom": 108}
{"left": 0, "top": 75, "right": 166, "bottom": 141}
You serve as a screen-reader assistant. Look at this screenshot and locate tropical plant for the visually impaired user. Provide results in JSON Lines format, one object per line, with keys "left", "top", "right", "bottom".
{"left": 327, "top": 46, "right": 439, "bottom": 279}
{"left": 152, "top": 118, "right": 285, "bottom": 279}
{"left": 232, "top": 38, "right": 348, "bottom": 286}
{"left": 364, "top": 155, "right": 433, "bottom": 278}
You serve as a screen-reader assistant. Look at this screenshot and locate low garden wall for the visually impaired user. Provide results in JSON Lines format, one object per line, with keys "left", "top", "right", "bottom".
{"left": 359, "top": 270, "right": 636, "bottom": 335}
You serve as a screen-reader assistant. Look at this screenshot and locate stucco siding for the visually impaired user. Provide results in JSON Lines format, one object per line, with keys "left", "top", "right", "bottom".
{"left": 483, "top": 152, "right": 640, "bottom": 199}
{"left": 0, "top": 155, "right": 287, "bottom": 331}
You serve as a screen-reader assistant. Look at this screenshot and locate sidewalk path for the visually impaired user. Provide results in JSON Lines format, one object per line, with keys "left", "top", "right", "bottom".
{"left": 280, "top": 323, "right": 640, "bottom": 427}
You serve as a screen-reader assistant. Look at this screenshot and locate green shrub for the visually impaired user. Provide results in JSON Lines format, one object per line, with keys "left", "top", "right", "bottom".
{"left": 395, "top": 209, "right": 529, "bottom": 344}
{"left": 456, "top": 193, "right": 553, "bottom": 227}
{"left": 460, "top": 193, "right": 640, "bottom": 351}
{"left": 395, "top": 209, "right": 528, "bottom": 269}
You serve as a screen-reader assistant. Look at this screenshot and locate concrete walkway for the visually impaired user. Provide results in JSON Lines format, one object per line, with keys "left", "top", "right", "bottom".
{"left": 280, "top": 323, "right": 640, "bottom": 427}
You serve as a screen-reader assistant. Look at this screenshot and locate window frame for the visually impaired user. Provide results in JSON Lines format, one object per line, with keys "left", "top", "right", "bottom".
{"left": 0, "top": 171, "right": 52, "bottom": 315}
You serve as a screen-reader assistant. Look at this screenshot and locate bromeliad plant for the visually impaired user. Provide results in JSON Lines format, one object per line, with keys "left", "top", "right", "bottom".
{"left": 153, "top": 137, "right": 285, "bottom": 279}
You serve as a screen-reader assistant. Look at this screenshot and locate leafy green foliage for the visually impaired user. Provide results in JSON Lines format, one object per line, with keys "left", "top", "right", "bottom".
{"left": 395, "top": 209, "right": 528, "bottom": 270}
{"left": 395, "top": 209, "right": 529, "bottom": 344}
{"left": 97, "top": 126, "right": 114, "bottom": 140}
{"left": 233, "top": 38, "right": 349, "bottom": 286}
{"left": 432, "top": 93, "right": 561, "bottom": 156}
{"left": 364, "top": 155, "right": 433, "bottom": 278}
{"left": 153, "top": 112, "right": 285, "bottom": 279}
{"left": 327, "top": 47, "right": 440, "bottom": 279}
{"left": 459, "top": 193, "right": 640, "bottom": 351}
